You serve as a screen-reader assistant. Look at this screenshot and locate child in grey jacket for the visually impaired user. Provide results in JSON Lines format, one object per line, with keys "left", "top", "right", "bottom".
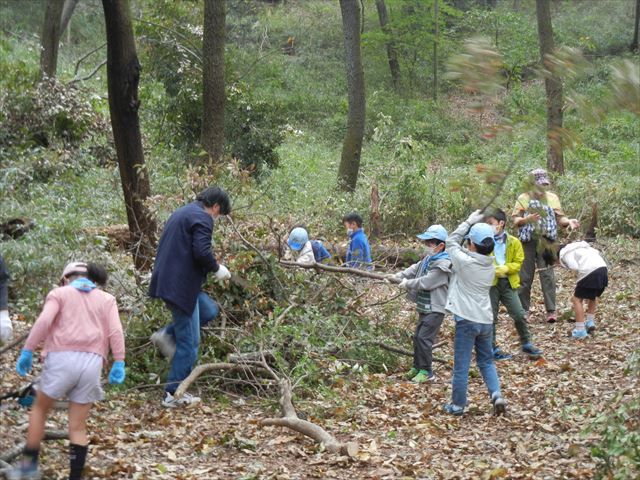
{"left": 391, "top": 225, "right": 452, "bottom": 383}
{"left": 444, "top": 210, "right": 507, "bottom": 417}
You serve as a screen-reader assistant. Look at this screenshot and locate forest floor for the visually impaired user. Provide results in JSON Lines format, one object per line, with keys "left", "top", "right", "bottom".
{"left": 1, "top": 238, "right": 638, "bottom": 480}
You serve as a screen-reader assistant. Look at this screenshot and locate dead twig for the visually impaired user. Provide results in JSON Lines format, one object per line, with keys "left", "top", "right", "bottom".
{"left": 227, "top": 217, "right": 286, "bottom": 297}
{"left": 0, "top": 333, "right": 28, "bottom": 355}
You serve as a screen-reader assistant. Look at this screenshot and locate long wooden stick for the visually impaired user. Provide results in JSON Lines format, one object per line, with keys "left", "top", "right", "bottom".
{"left": 279, "top": 260, "right": 401, "bottom": 283}
{"left": 1, "top": 430, "right": 68, "bottom": 463}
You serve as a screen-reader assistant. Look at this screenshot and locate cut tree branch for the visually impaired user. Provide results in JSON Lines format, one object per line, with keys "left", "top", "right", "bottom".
{"left": 174, "top": 362, "right": 271, "bottom": 399}
{"left": 260, "top": 378, "right": 358, "bottom": 456}
{"left": 73, "top": 42, "right": 106, "bottom": 76}
{"left": 1, "top": 430, "right": 68, "bottom": 463}
{"left": 280, "top": 260, "right": 400, "bottom": 283}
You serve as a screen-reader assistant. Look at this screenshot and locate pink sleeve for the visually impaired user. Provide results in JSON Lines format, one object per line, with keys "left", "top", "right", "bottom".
{"left": 106, "top": 297, "right": 125, "bottom": 361}
{"left": 25, "top": 291, "right": 61, "bottom": 351}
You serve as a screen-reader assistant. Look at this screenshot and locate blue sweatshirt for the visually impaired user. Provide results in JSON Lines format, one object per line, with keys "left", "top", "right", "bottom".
{"left": 345, "top": 229, "right": 372, "bottom": 269}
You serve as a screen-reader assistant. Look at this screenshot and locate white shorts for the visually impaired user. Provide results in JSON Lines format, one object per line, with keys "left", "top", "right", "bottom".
{"left": 40, "top": 351, "right": 104, "bottom": 404}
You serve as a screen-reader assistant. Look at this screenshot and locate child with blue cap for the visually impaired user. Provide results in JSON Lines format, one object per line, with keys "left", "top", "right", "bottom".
{"left": 389, "top": 225, "right": 452, "bottom": 383}
{"left": 444, "top": 210, "right": 507, "bottom": 417}
{"left": 287, "top": 227, "right": 331, "bottom": 265}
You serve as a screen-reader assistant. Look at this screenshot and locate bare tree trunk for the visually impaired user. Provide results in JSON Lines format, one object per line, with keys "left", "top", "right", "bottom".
{"left": 201, "top": 0, "right": 226, "bottom": 164}
{"left": 535, "top": 0, "right": 564, "bottom": 174}
{"left": 60, "top": 0, "right": 80, "bottom": 38}
{"left": 433, "top": 0, "right": 439, "bottom": 101}
{"left": 102, "top": 0, "right": 157, "bottom": 271}
{"left": 513, "top": 0, "right": 521, "bottom": 10}
{"left": 40, "top": 0, "right": 65, "bottom": 78}
{"left": 337, "top": 0, "right": 366, "bottom": 192}
{"left": 374, "top": 0, "right": 400, "bottom": 91}
{"left": 633, "top": 0, "right": 640, "bottom": 51}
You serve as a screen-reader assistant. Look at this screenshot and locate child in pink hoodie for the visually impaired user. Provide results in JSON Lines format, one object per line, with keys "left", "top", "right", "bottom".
{"left": 10, "top": 262, "right": 125, "bottom": 480}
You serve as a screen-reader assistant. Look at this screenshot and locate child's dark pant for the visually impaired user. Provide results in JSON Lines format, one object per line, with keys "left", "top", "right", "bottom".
{"left": 413, "top": 312, "right": 444, "bottom": 372}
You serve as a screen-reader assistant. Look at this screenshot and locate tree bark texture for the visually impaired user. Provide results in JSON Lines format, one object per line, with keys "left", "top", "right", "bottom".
{"left": 40, "top": 0, "right": 65, "bottom": 78}
{"left": 337, "top": 0, "right": 366, "bottom": 192}
{"left": 374, "top": 0, "right": 400, "bottom": 90}
{"left": 60, "top": 0, "right": 80, "bottom": 38}
{"left": 201, "top": 0, "right": 226, "bottom": 164}
{"left": 535, "top": 0, "right": 564, "bottom": 174}
{"left": 633, "top": 0, "right": 640, "bottom": 51}
{"left": 102, "top": 0, "right": 157, "bottom": 271}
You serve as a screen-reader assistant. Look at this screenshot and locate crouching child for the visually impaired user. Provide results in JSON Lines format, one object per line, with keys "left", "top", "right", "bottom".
{"left": 444, "top": 210, "right": 506, "bottom": 417}
{"left": 391, "top": 225, "right": 452, "bottom": 383}
{"left": 558, "top": 241, "right": 609, "bottom": 339}
{"left": 287, "top": 227, "right": 332, "bottom": 265}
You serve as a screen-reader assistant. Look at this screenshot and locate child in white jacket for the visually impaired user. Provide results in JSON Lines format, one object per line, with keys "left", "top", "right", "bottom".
{"left": 558, "top": 241, "right": 609, "bottom": 339}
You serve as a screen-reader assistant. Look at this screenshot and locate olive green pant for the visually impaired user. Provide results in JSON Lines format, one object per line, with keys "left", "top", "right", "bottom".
{"left": 518, "top": 240, "right": 556, "bottom": 313}
{"left": 491, "top": 278, "right": 531, "bottom": 347}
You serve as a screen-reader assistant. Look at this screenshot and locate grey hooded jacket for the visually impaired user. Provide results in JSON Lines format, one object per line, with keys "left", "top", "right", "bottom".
{"left": 396, "top": 255, "right": 452, "bottom": 314}
{"left": 445, "top": 221, "right": 495, "bottom": 324}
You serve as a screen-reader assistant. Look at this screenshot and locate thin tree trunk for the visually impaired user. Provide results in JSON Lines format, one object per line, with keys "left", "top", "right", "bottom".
{"left": 40, "top": 0, "right": 65, "bottom": 78}
{"left": 535, "top": 0, "right": 564, "bottom": 174}
{"left": 632, "top": 0, "right": 640, "bottom": 51}
{"left": 433, "top": 0, "right": 439, "bottom": 101}
{"left": 201, "top": 0, "right": 226, "bottom": 164}
{"left": 337, "top": 0, "right": 366, "bottom": 192}
{"left": 374, "top": 0, "right": 400, "bottom": 90}
{"left": 60, "top": 0, "right": 80, "bottom": 38}
{"left": 513, "top": 0, "right": 521, "bottom": 10}
{"left": 102, "top": 0, "right": 157, "bottom": 271}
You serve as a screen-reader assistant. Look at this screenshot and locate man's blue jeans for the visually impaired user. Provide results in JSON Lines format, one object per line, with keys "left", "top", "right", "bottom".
{"left": 451, "top": 317, "right": 501, "bottom": 407}
{"left": 165, "top": 292, "right": 219, "bottom": 394}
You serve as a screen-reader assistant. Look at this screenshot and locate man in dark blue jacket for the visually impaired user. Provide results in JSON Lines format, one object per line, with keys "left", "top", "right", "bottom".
{"left": 149, "top": 187, "right": 232, "bottom": 408}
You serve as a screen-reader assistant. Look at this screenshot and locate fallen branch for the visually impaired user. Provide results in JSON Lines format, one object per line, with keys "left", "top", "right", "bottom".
{"left": 280, "top": 260, "right": 400, "bottom": 283}
{"left": 260, "top": 378, "right": 358, "bottom": 456}
{"left": 374, "top": 340, "right": 446, "bottom": 363}
{"left": 0, "top": 333, "right": 28, "bottom": 355}
{"left": 1, "top": 430, "right": 68, "bottom": 463}
{"left": 174, "top": 362, "right": 270, "bottom": 399}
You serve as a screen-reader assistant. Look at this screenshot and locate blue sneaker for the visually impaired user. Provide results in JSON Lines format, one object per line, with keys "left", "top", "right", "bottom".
{"left": 493, "top": 347, "right": 512, "bottom": 361}
{"left": 443, "top": 403, "right": 464, "bottom": 416}
{"left": 572, "top": 328, "right": 588, "bottom": 339}
{"left": 585, "top": 319, "right": 596, "bottom": 333}
{"left": 521, "top": 343, "right": 542, "bottom": 358}
{"left": 7, "top": 462, "right": 41, "bottom": 480}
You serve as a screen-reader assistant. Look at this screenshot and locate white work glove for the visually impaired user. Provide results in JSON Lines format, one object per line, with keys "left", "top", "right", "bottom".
{"left": 398, "top": 279, "right": 409, "bottom": 289}
{"left": 214, "top": 265, "right": 231, "bottom": 281}
{"left": 466, "top": 209, "right": 485, "bottom": 225}
{"left": 0, "top": 310, "right": 13, "bottom": 343}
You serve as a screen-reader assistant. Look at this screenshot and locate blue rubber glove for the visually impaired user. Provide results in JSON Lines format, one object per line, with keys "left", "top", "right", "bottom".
{"left": 16, "top": 349, "right": 33, "bottom": 376}
{"left": 108, "top": 360, "right": 125, "bottom": 384}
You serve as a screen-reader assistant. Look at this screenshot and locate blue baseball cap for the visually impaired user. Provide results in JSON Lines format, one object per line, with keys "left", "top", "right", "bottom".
{"left": 287, "top": 227, "right": 309, "bottom": 251}
{"left": 416, "top": 224, "right": 448, "bottom": 242}
{"left": 465, "top": 223, "right": 495, "bottom": 245}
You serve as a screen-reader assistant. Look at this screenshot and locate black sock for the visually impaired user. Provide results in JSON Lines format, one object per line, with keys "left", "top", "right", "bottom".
{"left": 22, "top": 446, "right": 40, "bottom": 467}
{"left": 69, "top": 443, "right": 88, "bottom": 480}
